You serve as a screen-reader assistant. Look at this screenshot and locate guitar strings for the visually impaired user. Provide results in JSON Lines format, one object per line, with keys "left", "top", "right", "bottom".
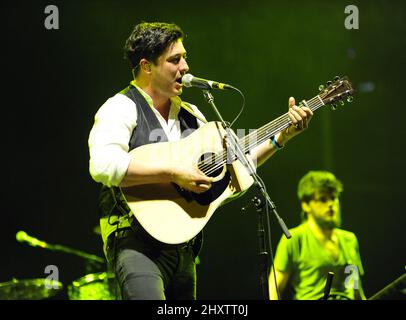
{"left": 198, "top": 97, "right": 322, "bottom": 175}
{"left": 200, "top": 83, "right": 351, "bottom": 175}
{"left": 197, "top": 96, "right": 325, "bottom": 176}
{"left": 198, "top": 97, "right": 323, "bottom": 175}
{"left": 240, "top": 95, "right": 324, "bottom": 144}
{"left": 239, "top": 94, "right": 331, "bottom": 152}
{"left": 201, "top": 95, "right": 322, "bottom": 170}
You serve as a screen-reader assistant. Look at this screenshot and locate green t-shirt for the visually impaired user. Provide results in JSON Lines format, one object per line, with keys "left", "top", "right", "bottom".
{"left": 274, "top": 222, "right": 364, "bottom": 300}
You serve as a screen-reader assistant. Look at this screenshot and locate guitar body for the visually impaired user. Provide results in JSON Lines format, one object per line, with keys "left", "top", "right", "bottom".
{"left": 121, "top": 121, "right": 255, "bottom": 244}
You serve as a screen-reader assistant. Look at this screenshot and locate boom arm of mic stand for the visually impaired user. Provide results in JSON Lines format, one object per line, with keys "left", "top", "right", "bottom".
{"left": 42, "top": 243, "right": 105, "bottom": 264}
{"left": 202, "top": 90, "right": 291, "bottom": 239}
{"left": 16, "top": 231, "right": 105, "bottom": 264}
{"left": 47, "top": 243, "right": 105, "bottom": 264}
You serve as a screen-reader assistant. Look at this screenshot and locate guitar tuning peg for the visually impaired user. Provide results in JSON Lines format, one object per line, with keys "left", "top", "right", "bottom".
{"left": 318, "top": 85, "right": 325, "bottom": 91}
{"left": 326, "top": 81, "right": 332, "bottom": 86}
{"left": 331, "top": 103, "right": 337, "bottom": 111}
{"left": 334, "top": 76, "right": 340, "bottom": 81}
{"left": 347, "top": 96, "right": 353, "bottom": 103}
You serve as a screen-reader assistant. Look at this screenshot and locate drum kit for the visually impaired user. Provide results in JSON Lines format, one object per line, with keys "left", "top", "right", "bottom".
{"left": 0, "top": 229, "right": 119, "bottom": 300}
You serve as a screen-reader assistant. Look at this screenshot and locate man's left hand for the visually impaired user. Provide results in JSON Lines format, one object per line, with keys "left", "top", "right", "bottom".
{"left": 277, "top": 96, "right": 313, "bottom": 145}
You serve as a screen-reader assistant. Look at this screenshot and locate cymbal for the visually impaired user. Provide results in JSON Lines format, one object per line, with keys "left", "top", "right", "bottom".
{"left": 0, "top": 278, "right": 63, "bottom": 300}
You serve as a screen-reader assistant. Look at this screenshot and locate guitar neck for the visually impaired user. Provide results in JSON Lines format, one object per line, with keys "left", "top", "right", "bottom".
{"left": 239, "top": 94, "right": 325, "bottom": 153}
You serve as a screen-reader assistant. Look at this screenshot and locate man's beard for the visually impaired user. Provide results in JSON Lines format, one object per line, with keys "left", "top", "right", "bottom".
{"left": 314, "top": 211, "right": 342, "bottom": 230}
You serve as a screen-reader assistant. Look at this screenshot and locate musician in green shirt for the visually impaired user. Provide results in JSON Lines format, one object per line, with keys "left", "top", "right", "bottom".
{"left": 269, "top": 171, "right": 366, "bottom": 300}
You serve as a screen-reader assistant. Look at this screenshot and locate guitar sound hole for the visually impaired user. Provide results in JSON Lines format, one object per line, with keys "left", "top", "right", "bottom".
{"left": 185, "top": 152, "right": 229, "bottom": 205}
{"left": 198, "top": 152, "right": 224, "bottom": 178}
{"left": 174, "top": 152, "right": 230, "bottom": 205}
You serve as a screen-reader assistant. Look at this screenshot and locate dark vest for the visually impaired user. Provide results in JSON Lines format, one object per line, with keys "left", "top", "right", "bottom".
{"left": 124, "top": 85, "right": 200, "bottom": 150}
{"left": 98, "top": 84, "right": 202, "bottom": 250}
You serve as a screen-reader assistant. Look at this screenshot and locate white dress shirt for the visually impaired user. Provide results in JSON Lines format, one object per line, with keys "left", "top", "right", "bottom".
{"left": 88, "top": 84, "right": 207, "bottom": 187}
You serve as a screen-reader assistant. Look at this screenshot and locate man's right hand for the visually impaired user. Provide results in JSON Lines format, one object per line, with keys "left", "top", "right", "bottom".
{"left": 170, "top": 166, "right": 213, "bottom": 194}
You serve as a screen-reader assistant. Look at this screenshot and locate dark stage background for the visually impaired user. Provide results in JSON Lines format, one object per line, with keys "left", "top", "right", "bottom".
{"left": 2, "top": 0, "right": 405, "bottom": 300}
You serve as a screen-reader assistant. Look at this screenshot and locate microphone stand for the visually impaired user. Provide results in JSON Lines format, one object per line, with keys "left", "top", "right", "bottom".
{"left": 321, "top": 272, "right": 335, "bottom": 300}
{"left": 17, "top": 234, "right": 105, "bottom": 265}
{"left": 202, "top": 90, "right": 291, "bottom": 300}
{"left": 46, "top": 243, "right": 105, "bottom": 265}
{"left": 242, "top": 196, "right": 270, "bottom": 299}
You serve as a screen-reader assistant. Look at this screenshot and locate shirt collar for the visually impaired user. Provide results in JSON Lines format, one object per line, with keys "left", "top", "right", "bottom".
{"left": 130, "top": 80, "right": 182, "bottom": 115}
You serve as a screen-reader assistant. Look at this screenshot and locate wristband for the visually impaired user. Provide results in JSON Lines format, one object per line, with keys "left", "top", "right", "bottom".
{"left": 271, "top": 136, "right": 284, "bottom": 150}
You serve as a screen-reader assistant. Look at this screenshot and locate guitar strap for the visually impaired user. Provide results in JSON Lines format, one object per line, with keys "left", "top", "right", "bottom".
{"left": 180, "top": 102, "right": 208, "bottom": 125}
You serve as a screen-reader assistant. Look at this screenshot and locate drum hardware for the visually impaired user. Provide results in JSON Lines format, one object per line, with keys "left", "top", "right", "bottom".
{"left": 0, "top": 278, "right": 63, "bottom": 300}
{"left": 67, "top": 272, "right": 118, "bottom": 300}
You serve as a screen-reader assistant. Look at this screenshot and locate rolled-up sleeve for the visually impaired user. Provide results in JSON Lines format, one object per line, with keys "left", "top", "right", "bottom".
{"left": 88, "top": 94, "right": 137, "bottom": 187}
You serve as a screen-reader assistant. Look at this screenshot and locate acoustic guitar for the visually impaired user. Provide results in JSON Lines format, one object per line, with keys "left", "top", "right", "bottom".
{"left": 121, "top": 76, "right": 354, "bottom": 244}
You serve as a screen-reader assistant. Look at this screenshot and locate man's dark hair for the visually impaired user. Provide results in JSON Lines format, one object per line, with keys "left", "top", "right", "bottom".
{"left": 297, "top": 170, "right": 344, "bottom": 203}
{"left": 297, "top": 171, "right": 344, "bottom": 221}
{"left": 124, "top": 22, "right": 184, "bottom": 75}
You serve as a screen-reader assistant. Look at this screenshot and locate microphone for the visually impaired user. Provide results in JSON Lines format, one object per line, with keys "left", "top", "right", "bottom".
{"left": 322, "top": 272, "right": 335, "bottom": 300}
{"left": 182, "top": 73, "right": 237, "bottom": 91}
{"left": 16, "top": 230, "right": 48, "bottom": 248}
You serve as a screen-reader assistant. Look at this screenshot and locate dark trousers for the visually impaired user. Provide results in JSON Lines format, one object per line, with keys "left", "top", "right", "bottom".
{"left": 107, "top": 228, "right": 197, "bottom": 300}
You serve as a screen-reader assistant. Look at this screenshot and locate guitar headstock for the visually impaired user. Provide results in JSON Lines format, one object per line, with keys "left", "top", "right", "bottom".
{"left": 318, "top": 76, "right": 354, "bottom": 110}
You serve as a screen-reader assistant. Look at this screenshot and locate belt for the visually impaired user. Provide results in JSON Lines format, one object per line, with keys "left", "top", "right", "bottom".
{"left": 108, "top": 223, "right": 195, "bottom": 251}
